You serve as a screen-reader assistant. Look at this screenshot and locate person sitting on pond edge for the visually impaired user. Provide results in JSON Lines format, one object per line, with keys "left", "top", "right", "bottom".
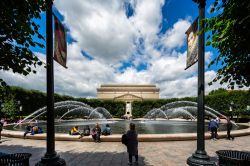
{"left": 92, "top": 123, "right": 101, "bottom": 143}
{"left": 23, "top": 124, "right": 33, "bottom": 138}
{"left": 126, "top": 123, "right": 138, "bottom": 165}
{"left": 70, "top": 126, "right": 81, "bottom": 135}
{"left": 78, "top": 125, "right": 91, "bottom": 139}
{"left": 31, "top": 125, "right": 43, "bottom": 135}
{"left": 102, "top": 124, "right": 112, "bottom": 136}
{"left": 24, "top": 124, "right": 43, "bottom": 138}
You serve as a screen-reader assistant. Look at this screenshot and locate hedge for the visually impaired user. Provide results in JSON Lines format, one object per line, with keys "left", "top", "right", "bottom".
{"left": 0, "top": 86, "right": 125, "bottom": 118}
{"left": 0, "top": 86, "right": 249, "bottom": 119}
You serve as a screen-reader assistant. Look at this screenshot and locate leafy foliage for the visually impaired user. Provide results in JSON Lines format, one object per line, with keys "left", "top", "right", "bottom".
{"left": 1, "top": 94, "right": 18, "bottom": 120}
{"left": 208, "top": 88, "right": 227, "bottom": 95}
{"left": 1, "top": 86, "right": 249, "bottom": 119}
{"left": 206, "top": 0, "right": 250, "bottom": 89}
{"left": 0, "top": 86, "right": 126, "bottom": 118}
{"left": 0, "top": 0, "right": 46, "bottom": 87}
{"left": 206, "top": 90, "right": 250, "bottom": 116}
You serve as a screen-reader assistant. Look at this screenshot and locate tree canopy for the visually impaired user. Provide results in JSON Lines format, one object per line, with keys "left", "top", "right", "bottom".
{"left": 0, "top": 0, "right": 46, "bottom": 87}
{"left": 206, "top": 0, "right": 250, "bottom": 89}
{"left": 208, "top": 88, "right": 227, "bottom": 95}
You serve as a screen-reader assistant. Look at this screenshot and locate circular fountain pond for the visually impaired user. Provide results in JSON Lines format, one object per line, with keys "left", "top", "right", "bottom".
{"left": 6, "top": 100, "right": 248, "bottom": 135}
{"left": 5, "top": 119, "right": 248, "bottom": 134}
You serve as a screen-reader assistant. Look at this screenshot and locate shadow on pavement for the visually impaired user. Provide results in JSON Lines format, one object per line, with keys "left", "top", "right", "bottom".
{"left": 0, "top": 144, "right": 151, "bottom": 166}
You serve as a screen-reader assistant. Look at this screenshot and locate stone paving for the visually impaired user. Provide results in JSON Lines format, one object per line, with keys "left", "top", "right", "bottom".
{"left": 1, "top": 135, "right": 250, "bottom": 166}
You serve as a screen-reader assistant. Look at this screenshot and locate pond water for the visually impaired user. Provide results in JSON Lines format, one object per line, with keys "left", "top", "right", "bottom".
{"left": 6, "top": 119, "right": 247, "bottom": 134}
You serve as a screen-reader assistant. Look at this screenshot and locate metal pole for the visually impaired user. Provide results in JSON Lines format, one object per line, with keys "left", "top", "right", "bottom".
{"left": 187, "top": 0, "right": 214, "bottom": 165}
{"left": 197, "top": 0, "right": 205, "bottom": 154}
{"left": 36, "top": 0, "right": 65, "bottom": 165}
{"left": 46, "top": 0, "right": 55, "bottom": 157}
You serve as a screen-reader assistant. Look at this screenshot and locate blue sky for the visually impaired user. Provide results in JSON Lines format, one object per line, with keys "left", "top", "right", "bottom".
{"left": 1, "top": 0, "right": 227, "bottom": 98}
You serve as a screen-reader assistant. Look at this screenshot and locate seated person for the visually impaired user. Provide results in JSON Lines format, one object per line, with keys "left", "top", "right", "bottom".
{"left": 92, "top": 123, "right": 101, "bottom": 142}
{"left": 79, "top": 125, "right": 90, "bottom": 139}
{"left": 102, "top": 124, "right": 112, "bottom": 136}
{"left": 24, "top": 124, "right": 33, "bottom": 138}
{"left": 31, "top": 125, "right": 43, "bottom": 135}
{"left": 83, "top": 125, "right": 90, "bottom": 136}
{"left": 69, "top": 126, "right": 81, "bottom": 135}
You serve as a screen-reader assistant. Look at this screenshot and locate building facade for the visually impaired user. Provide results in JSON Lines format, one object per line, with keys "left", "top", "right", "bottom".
{"left": 97, "top": 84, "right": 160, "bottom": 118}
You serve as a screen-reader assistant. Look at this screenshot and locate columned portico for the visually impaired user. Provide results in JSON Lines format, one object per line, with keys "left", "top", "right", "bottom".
{"left": 97, "top": 84, "right": 160, "bottom": 117}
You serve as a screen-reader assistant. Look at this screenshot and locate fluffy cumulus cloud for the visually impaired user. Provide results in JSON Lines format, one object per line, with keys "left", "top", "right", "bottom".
{"left": 161, "top": 19, "right": 191, "bottom": 49}
{"left": 2, "top": 0, "right": 229, "bottom": 98}
{"left": 55, "top": 0, "right": 137, "bottom": 64}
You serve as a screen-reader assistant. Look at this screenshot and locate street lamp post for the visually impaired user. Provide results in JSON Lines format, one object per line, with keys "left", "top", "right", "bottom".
{"left": 36, "top": 0, "right": 65, "bottom": 165}
{"left": 187, "top": 0, "right": 214, "bottom": 165}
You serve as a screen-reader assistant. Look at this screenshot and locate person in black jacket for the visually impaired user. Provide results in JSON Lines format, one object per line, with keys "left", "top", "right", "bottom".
{"left": 0, "top": 120, "right": 3, "bottom": 142}
{"left": 226, "top": 117, "right": 234, "bottom": 140}
{"left": 126, "top": 123, "right": 138, "bottom": 165}
{"left": 23, "top": 124, "right": 33, "bottom": 138}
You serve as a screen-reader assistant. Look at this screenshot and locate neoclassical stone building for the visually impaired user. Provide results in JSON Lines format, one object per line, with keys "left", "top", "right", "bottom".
{"left": 97, "top": 84, "right": 160, "bottom": 118}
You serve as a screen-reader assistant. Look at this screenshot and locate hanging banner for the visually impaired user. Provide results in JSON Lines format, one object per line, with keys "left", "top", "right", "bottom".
{"left": 185, "top": 17, "right": 198, "bottom": 70}
{"left": 53, "top": 15, "right": 67, "bottom": 68}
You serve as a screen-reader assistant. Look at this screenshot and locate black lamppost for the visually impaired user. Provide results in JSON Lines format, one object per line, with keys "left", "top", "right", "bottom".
{"left": 36, "top": 0, "right": 65, "bottom": 165}
{"left": 187, "top": 0, "right": 214, "bottom": 165}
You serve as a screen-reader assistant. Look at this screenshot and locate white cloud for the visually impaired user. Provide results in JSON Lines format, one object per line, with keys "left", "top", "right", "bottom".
{"left": 161, "top": 19, "right": 191, "bottom": 49}
{"left": 1, "top": 0, "right": 232, "bottom": 99}
{"left": 55, "top": 0, "right": 137, "bottom": 64}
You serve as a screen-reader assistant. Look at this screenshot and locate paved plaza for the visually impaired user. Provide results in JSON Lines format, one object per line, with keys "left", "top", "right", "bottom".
{"left": 1, "top": 135, "right": 250, "bottom": 166}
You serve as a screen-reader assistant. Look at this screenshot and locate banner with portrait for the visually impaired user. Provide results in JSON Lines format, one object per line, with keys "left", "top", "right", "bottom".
{"left": 54, "top": 15, "right": 67, "bottom": 68}
{"left": 185, "top": 17, "right": 198, "bottom": 70}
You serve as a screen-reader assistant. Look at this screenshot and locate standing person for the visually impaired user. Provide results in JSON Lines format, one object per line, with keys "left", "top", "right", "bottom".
{"left": 92, "top": 123, "right": 101, "bottom": 143}
{"left": 126, "top": 123, "right": 138, "bottom": 165}
{"left": 0, "top": 120, "right": 3, "bottom": 142}
{"left": 226, "top": 117, "right": 234, "bottom": 140}
{"left": 215, "top": 117, "right": 220, "bottom": 139}
{"left": 208, "top": 118, "right": 219, "bottom": 140}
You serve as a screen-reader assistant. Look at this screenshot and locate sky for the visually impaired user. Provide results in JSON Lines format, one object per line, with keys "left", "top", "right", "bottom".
{"left": 1, "top": 0, "right": 230, "bottom": 98}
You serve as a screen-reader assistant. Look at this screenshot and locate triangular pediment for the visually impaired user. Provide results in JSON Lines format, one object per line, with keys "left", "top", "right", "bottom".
{"left": 114, "top": 93, "right": 142, "bottom": 101}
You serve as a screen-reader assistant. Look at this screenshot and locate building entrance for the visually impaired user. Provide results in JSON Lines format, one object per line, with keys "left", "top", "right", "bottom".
{"left": 125, "top": 102, "right": 132, "bottom": 118}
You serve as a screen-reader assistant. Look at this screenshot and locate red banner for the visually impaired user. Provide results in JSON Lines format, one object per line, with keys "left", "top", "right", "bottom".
{"left": 54, "top": 15, "right": 67, "bottom": 68}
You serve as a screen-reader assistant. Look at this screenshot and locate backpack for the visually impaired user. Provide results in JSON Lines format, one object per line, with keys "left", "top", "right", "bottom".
{"left": 121, "top": 134, "right": 128, "bottom": 145}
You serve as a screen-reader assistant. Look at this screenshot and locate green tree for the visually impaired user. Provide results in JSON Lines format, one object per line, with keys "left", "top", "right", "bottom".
{"left": 0, "top": 0, "right": 46, "bottom": 87}
{"left": 208, "top": 88, "right": 227, "bottom": 95}
{"left": 206, "top": 0, "right": 250, "bottom": 89}
{"left": 1, "top": 95, "right": 18, "bottom": 121}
